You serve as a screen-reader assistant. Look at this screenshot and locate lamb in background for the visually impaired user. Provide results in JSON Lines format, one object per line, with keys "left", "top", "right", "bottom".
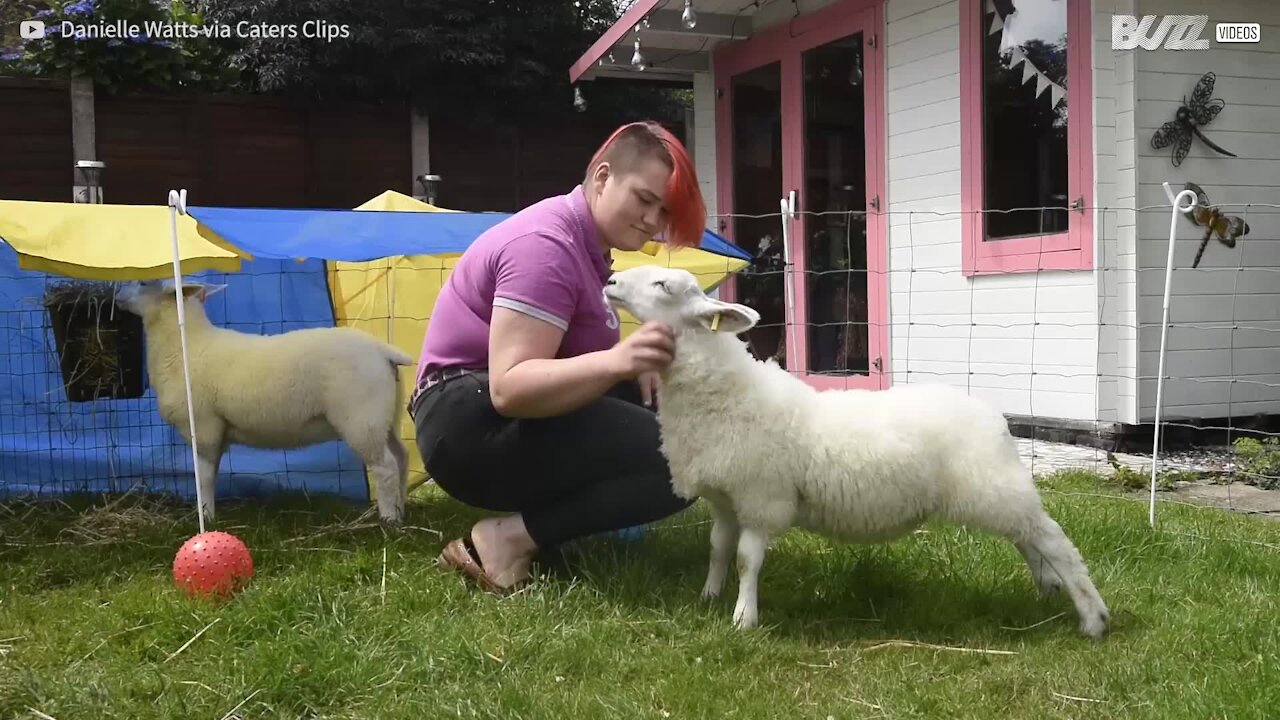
{"left": 603, "top": 266, "right": 1110, "bottom": 639}
{"left": 115, "top": 280, "right": 411, "bottom": 525}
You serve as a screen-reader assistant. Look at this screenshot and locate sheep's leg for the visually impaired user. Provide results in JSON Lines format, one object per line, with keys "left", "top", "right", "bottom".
{"left": 195, "top": 450, "right": 221, "bottom": 522}
{"left": 1022, "top": 513, "right": 1110, "bottom": 640}
{"left": 192, "top": 428, "right": 225, "bottom": 523}
{"left": 701, "top": 497, "right": 740, "bottom": 600}
{"left": 334, "top": 412, "right": 405, "bottom": 526}
{"left": 386, "top": 429, "right": 409, "bottom": 514}
{"left": 731, "top": 527, "right": 769, "bottom": 630}
{"left": 1015, "top": 540, "right": 1063, "bottom": 597}
{"left": 355, "top": 426, "right": 404, "bottom": 526}
{"left": 369, "top": 443, "right": 405, "bottom": 526}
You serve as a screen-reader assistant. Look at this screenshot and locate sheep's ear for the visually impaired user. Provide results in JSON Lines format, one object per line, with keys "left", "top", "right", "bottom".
{"left": 693, "top": 298, "right": 759, "bottom": 334}
{"left": 181, "top": 282, "right": 226, "bottom": 302}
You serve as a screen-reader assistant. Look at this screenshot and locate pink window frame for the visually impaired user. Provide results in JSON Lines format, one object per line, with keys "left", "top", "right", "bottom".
{"left": 959, "top": 0, "right": 1094, "bottom": 276}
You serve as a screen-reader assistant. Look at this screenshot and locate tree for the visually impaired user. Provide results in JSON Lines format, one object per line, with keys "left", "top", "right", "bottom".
{"left": 1, "top": 0, "right": 47, "bottom": 60}
{"left": 2, "top": 0, "right": 687, "bottom": 123}
{"left": 189, "top": 0, "right": 686, "bottom": 123}
{"left": 2, "top": 0, "right": 242, "bottom": 93}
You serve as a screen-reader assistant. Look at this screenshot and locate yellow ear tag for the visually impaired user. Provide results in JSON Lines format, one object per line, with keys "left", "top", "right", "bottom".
{"left": 640, "top": 240, "right": 662, "bottom": 256}
{"left": 710, "top": 312, "right": 721, "bottom": 331}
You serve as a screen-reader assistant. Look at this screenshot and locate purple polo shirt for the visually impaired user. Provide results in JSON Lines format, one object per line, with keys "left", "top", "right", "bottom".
{"left": 415, "top": 185, "right": 621, "bottom": 381}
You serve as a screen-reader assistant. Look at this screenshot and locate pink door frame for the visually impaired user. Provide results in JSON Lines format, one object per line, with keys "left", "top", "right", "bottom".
{"left": 712, "top": 0, "right": 889, "bottom": 391}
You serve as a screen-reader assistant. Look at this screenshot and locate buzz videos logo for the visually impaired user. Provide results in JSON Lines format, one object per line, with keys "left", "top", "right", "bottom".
{"left": 20, "top": 20, "right": 46, "bottom": 39}
{"left": 1112, "top": 14, "right": 1261, "bottom": 49}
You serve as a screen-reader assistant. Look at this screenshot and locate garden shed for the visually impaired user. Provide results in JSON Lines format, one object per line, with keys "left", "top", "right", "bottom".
{"left": 571, "top": 0, "right": 1280, "bottom": 444}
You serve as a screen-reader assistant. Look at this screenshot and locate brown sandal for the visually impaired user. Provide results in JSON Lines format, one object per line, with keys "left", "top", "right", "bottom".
{"left": 436, "top": 537, "right": 525, "bottom": 596}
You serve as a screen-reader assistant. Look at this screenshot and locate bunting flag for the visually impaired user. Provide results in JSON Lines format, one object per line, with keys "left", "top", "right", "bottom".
{"left": 986, "top": 2, "right": 1067, "bottom": 109}
{"left": 1049, "top": 81, "right": 1066, "bottom": 107}
{"left": 1035, "top": 70, "right": 1051, "bottom": 98}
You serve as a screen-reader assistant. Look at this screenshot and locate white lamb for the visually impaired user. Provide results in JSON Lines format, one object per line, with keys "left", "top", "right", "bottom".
{"left": 115, "top": 280, "right": 411, "bottom": 525}
{"left": 603, "top": 266, "right": 1110, "bottom": 639}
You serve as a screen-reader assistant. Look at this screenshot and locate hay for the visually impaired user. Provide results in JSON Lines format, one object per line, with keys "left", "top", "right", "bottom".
{"left": 57, "top": 491, "right": 187, "bottom": 545}
{"left": 42, "top": 280, "right": 146, "bottom": 402}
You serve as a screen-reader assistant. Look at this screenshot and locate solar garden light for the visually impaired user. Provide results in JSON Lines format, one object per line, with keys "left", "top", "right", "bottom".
{"left": 416, "top": 173, "right": 442, "bottom": 205}
{"left": 74, "top": 160, "right": 105, "bottom": 204}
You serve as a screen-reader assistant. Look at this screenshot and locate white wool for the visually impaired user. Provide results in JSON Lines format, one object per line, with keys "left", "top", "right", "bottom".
{"left": 117, "top": 280, "right": 411, "bottom": 524}
{"left": 605, "top": 266, "right": 1109, "bottom": 639}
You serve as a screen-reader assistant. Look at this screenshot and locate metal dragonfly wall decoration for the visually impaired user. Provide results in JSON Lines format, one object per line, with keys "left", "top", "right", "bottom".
{"left": 1151, "top": 72, "right": 1237, "bottom": 167}
{"left": 1182, "top": 182, "right": 1250, "bottom": 268}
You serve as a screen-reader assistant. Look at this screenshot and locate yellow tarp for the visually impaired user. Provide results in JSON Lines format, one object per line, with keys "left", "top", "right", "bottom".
{"left": 356, "top": 190, "right": 461, "bottom": 214}
{"left": 0, "top": 200, "right": 244, "bottom": 280}
{"left": 327, "top": 190, "right": 749, "bottom": 495}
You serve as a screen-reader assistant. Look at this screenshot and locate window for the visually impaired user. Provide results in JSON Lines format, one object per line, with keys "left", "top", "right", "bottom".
{"left": 960, "top": 0, "right": 1092, "bottom": 275}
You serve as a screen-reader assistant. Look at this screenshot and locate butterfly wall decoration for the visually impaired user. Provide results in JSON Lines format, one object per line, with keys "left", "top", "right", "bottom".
{"left": 1182, "top": 182, "right": 1249, "bottom": 268}
{"left": 1151, "top": 72, "right": 1237, "bottom": 167}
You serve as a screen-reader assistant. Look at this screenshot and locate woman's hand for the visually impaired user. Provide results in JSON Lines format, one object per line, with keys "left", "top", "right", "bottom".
{"left": 638, "top": 371, "right": 661, "bottom": 407}
{"left": 608, "top": 321, "right": 676, "bottom": 380}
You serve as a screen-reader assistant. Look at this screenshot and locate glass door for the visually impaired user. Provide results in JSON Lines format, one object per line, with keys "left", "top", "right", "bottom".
{"left": 714, "top": 0, "right": 885, "bottom": 389}
{"left": 791, "top": 5, "right": 884, "bottom": 391}
{"left": 714, "top": 31, "right": 792, "bottom": 369}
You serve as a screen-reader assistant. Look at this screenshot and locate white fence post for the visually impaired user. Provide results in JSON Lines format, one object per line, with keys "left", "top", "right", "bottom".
{"left": 1151, "top": 182, "right": 1198, "bottom": 527}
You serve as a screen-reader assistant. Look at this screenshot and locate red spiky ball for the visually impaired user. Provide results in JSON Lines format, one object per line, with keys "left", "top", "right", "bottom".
{"left": 173, "top": 531, "right": 254, "bottom": 599}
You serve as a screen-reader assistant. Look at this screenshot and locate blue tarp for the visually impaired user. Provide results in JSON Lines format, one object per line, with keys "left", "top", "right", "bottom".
{"left": 0, "top": 244, "right": 369, "bottom": 504}
{"left": 186, "top": 205, "right": 754, "bottom": 263}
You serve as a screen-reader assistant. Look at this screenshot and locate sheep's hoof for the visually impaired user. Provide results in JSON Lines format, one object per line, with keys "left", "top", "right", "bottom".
{"left": 732, "top": 606, "right": 758, "bottom": 630}
{"left": 700, "top": 582, "right": 722, "bottom": 600}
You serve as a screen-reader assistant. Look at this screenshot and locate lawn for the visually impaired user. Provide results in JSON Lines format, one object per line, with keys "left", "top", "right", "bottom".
{"left": 2, "top": 470, "right": 1278, "bottom": 719}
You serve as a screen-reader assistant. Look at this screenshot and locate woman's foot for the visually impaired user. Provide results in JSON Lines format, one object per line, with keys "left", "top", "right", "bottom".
{"left": 468, "top": 514, "right": 538, "bottom": 589}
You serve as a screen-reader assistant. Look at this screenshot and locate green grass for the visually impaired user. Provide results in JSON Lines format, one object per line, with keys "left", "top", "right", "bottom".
{"left": 2, "top": 471, "right": 1278, "bottom": 719}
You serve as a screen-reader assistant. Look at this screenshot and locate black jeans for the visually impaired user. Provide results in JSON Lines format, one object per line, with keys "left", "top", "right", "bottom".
{"left": 411, "top": 371, "right": 694, "bottom": 549}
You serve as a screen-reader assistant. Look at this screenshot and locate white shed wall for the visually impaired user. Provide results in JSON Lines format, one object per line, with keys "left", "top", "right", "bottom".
{"left": 1132, "top": 0, "right": 1280, "bottom": 423}
{"left": 688, "top": 0, "right": 1166, "bottom": 426}
{"left": 883, "top": 0, "right": 1098, "bottom": 421}
{"left": 1095, "top": 0, "right": 1140, "bottom": 425}
{"left": 692, "top": 72, "right": 719, "bottom": 224}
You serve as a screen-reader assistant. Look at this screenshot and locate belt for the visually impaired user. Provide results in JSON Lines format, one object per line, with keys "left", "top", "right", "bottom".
{"left": 408, "top": 367, "right": 478, "bottom": 416}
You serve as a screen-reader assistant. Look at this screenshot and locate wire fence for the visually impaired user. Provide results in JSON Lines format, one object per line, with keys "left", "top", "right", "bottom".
{"left": 1, "top": 192, "right": 1278, "bottom": 533}
{"left": 704, "top": 192, "right": 1280, "bottom": 528}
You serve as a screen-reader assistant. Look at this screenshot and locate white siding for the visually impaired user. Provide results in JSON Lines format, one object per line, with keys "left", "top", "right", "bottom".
{"left": 1132, "top": 0, "right": 1280, "bottom": 422}
{"left": 884, "top": 0, "right": 1099, "bottom": 421}
{"left": 691, "top": 72, "right": 721, "bottom": 298}
{"left": 692, "top": 72, "right": 718, "bottom": 224}
{"left": 1095, "top": 0, "right": 1140, "bottom": 425}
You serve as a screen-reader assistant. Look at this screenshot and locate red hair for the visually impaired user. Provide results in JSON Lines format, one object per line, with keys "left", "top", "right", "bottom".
{"left": 585, "top": 121, "right": 707, "bottom": 250}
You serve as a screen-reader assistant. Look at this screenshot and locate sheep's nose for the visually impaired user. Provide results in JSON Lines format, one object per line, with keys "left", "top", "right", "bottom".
{"left": 606, "top": 277, "right": 617, "bottom": 286}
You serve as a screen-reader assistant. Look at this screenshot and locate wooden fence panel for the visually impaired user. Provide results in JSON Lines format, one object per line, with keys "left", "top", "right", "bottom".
{"left": 0, "top": 79, "right": 73, "bottom": 202}
{"left": 428, "top": 120, "right": 686, "bottom": 213}
{"left": 94, "top": 93, "right": 410, "bottom": 208}
{"left": 0, "top": 78, "right": 682, "bottom": 213}
{"left": 93, "top": 92, "right": 211, "bottom": 206}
